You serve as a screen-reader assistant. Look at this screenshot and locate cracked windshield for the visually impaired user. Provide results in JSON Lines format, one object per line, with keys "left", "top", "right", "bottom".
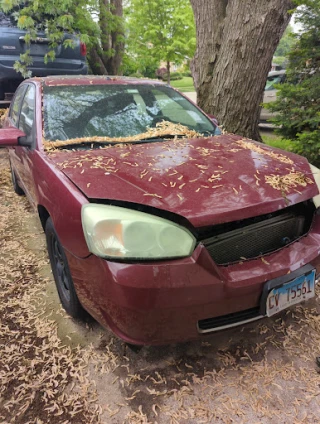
{"left": 43, "top": 84, "right": 216, "bottom": 147}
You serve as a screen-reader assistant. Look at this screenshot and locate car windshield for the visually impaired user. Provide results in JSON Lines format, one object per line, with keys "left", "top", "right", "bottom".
{"left": 43, "top": 84, "right": 216, "bottom": 148}
{"left": 265, "top": 74, "right": 284, "bottom": 91}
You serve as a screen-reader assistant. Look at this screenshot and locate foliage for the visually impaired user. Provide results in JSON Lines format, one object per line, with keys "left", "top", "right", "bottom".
{"left": 274, "top": 24, "right": 295, "bottom": 58}
{"left": 272, "top": 56, "right": 288, "bottom": 67}
{"left": 156, "top": 67, "right": 167, "bottom": 79}
{"left": 267, "top": 0, "right": 320, "bottom": 166}
{"left": 121, "top": 51, "right": 159, "bottom": 78}
{"left": 162, "top": 71, "right": 183, "bottom": 81}
{"left": 125, "top": 0, "right": 195, "bottom": 83}
{"left": 0, "top": 0, "right": 125, "bottom": 77}
{"left": 0, "top": 0, "right": 98, "bottom": 77}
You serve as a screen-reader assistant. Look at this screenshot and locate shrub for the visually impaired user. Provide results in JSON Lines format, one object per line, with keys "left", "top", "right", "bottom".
{"left": 266, "top": 0, "right": 320, "bottom": 166}
{"left": 162, "top": 72, "right": 183, "bottom": 81}
{"left": 156, "top": 67, "right": 167, "bottom": 79}
{"left": 128, "top": 72, "right": 143, "bottom": 78}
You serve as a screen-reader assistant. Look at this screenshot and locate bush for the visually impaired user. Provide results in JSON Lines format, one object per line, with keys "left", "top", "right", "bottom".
{"left": 266, "top": 0, "right": 320, "bottom": 166}
{"left": 156, "top": 67, "right": 167, "bottom": 79}
{"left": 162, "top": 72, "right": 183, "bottom": 81}
{"left": 128, "top": 72, "right": 143, "bottom": 78}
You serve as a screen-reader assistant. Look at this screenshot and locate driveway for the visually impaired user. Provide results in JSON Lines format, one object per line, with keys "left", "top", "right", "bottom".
{"left": 1, "top": 148, "right": 320, "bottom": 423}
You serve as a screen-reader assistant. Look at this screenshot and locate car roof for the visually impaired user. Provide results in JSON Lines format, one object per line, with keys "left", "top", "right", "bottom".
{"left": 268, "top": 70, "right": 286, "bottom": 77}
{"left": 27, "top": 75, "right": 167, "bottom": 87}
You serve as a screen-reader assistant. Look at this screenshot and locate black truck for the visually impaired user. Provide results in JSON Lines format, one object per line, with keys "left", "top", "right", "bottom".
{"left": 0, "top": 11, "right": 88, "bottom": 100}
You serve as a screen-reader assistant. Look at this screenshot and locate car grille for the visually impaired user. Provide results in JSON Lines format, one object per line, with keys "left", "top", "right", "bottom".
{"left": 199, "top": 201, "right": 315, "bottom": 265}
{"left": 198, "top": 307, "right": 261, "bottom": 332}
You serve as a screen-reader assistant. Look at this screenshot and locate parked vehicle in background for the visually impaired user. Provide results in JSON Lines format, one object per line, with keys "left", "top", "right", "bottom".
{"left": 0, "top": 11, "right": 87, "bottom": 100}
{"left": 260, "top": 70, "right": 286, "bottom": 127}
{"left": 0, "top": 76, "right": 320, "bottom": 346}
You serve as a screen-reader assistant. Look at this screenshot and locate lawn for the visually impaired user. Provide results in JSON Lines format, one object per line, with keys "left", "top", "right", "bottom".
{"left": 260, "top": 130, "right": 294, "bottom": 152}
{"left": 170, "top": 76, "right": 195, "bottom": 92}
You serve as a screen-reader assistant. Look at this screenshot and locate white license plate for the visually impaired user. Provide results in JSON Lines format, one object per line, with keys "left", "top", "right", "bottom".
{"left": 266, "top": 270, "right": 316, "bottom": 317}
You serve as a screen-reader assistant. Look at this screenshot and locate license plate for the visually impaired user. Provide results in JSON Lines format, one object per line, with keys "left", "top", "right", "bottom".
{"left": 266, "top": 269, "right": 316, "bottom": 317}
{"left": 29, "top": 44, "right": 49, "bottom": 55}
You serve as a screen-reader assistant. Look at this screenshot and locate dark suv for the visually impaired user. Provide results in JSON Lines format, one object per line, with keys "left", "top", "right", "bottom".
{"left": 0, "top": 11, "right": 87, "bottom": 99}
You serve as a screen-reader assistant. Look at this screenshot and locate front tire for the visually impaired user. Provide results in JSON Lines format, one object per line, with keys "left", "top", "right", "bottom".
{"left": 45, "top": 217, "right": 85, "bottom": 319}
{"left": 10, "top": 164, "right": 24, "bottom": 196}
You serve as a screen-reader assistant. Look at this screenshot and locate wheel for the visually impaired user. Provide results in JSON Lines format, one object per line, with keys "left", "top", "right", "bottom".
{"left": 10, "top": 164, "right": 25, "bottom": 196}
{"left": 0, "top": 83, "right": 4, "bottom": 101}
{"left": 126, "top": 343, "right": 143, "bottom": 353}
{"left": 45, "top": 217, "right": 85, "bottom": 319}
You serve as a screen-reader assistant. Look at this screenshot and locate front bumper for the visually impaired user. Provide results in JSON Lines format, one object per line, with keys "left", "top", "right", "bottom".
{"left": 66, "top": 216, "right": 320, "bottom": 345}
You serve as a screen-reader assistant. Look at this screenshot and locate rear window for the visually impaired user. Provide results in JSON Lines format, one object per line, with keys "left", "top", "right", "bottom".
{"left": 0, "top": 11, "right": 18, "bottom": 27}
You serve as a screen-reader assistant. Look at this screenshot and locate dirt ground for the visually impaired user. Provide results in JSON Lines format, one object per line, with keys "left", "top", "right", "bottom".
{"left": 1, "top": 148, "right": 320, "bottom": 424}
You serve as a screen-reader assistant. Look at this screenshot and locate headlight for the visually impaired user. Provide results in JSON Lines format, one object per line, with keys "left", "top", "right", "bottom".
{"left": 309, "top": 164, "right": 320, "bottom": 208}
{"left": 81, "top": 204, "right": 196, "bottom": 260}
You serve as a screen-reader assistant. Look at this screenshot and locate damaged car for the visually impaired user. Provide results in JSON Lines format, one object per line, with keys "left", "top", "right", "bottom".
{"left": 0, "top": 75, "right": 320, "bottom": 345}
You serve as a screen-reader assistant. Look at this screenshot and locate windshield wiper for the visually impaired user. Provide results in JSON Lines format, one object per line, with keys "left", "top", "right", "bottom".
{"left": 53, "top": 141, "right": 116, "bottom": 150}
{"left": 136, "top": 134, "right": 190, "bottom": 143}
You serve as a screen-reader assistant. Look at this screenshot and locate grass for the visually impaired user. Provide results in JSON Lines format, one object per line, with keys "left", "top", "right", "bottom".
{"left": 260, "top": 130, "right": 294, "bottom": 152}
{"left": 170, "top": 77, "right": 195, "bottom": 92}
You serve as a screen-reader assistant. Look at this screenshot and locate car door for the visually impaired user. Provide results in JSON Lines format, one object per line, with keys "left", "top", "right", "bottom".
{"left": 8, "top": 83, "right": 38, "bottom": 207}
{"left": 8, "top": 84, "right": 27, "bottom": 184}
{"left": 16, "top": 84, "right": 38, "bottom": 208}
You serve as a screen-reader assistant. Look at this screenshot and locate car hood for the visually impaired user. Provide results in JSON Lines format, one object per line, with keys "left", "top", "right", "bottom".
{"left": 48, "top": 134, "right": 318, "bottom": 228}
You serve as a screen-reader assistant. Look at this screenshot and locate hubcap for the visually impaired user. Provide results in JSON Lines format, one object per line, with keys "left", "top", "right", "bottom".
{"left": 52, "top": 236, "right": 71, "bottom": 302}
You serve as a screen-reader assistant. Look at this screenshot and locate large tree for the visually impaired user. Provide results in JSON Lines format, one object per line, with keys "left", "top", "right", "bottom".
{"left": 90, "top": 0, "right": 124, "bottom": 75}
{"left": 126, "top": 0, "right": 195, "bottom": 84}
{"left": 190, "top": 0, "right": 294, "bottom": 140}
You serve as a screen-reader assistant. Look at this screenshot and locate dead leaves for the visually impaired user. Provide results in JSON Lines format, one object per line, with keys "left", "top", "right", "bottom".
{"left": 43, "top": 121, "right": 202, "bottom": 151}
{"left": 265, "top": 171, "right": 314, "bottom": 193}
{"left": 236, "top": 139, "right": 294, "bottom": 165}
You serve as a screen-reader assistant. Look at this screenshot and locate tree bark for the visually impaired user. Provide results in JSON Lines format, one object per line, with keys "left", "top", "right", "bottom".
{"left": 109, "top": 0, "right": 124, "bottom": 75}
{"left": 87, "top": 45, "right": 108, "bottom": 75}
{"left": 166, "top": 60, "right": 171, "bottom": 85}
{"left": 99, "top": 0, "right": 124, "bottom": 75}
{"left": 190, "top": 0, "right": 294, "bottom": 140}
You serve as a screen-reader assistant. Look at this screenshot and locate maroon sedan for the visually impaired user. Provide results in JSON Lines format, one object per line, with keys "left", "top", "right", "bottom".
{"left": 1, "top": 75, "right": 320, "bottom": 345}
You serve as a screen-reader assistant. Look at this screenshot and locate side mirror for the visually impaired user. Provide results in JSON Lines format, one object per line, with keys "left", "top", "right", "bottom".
{"left": 0, "top": 128, "right": 27, "bottom": 147}
{"left": 207, "top": 114, "right": 219, "bottom": 126}
{"left": 207, "top": 114, "right": 222, "bottom": 135}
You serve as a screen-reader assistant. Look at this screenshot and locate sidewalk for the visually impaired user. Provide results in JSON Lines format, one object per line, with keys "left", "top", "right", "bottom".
{"left": 184, "top": 91, "right": 197, "bottom": 103}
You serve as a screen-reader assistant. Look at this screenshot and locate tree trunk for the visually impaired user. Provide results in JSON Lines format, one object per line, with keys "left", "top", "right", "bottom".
{"left": 99, "top": 0, "right": 124, "bottom": 75}
{"left": 87, "top": 45, "right": 108, "bottom": 75}
{"left": 166, "top": 60, "right": 171, "bottom": 85}
{"left": 190, "top": 0, "right": 294, "bottom": 140}
{"left": 99, "top": 0, "right": 111, "bottom": 60}
{"left": 109, "top": 0, "right": 124, "bottom": 75}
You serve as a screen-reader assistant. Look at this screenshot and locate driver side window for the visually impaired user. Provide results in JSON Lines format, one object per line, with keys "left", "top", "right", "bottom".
{"left": 10, "top": 86, "right": 26, "bottom": 126}
{"left": 19, "top": 85, "right": 36, "bottom": 139}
